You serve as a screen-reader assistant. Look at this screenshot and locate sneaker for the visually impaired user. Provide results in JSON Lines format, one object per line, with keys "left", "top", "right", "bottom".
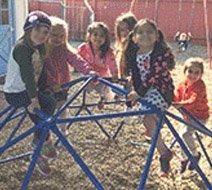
{"left": 180, "top": 159, "right": 189, "bottom": 174}
{"left": 41, "top": 141, "right": 57, "bottom": 160}
{"left": 159, "top": 150, "right": 174, "bottom": 177}
{"left": 36, "top": 156, "right": 51, "bottom": 176}
{"left": 188, "top": 152, "right": 201, "bottom": 170}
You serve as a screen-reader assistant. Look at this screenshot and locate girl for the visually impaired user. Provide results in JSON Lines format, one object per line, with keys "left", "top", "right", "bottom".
{"left": 114, "top": 12, "right": 137, "bottom": 78}
{"left": 78, "top": 22, "right": 118, "bottom": 108}
{"left": 123, "top": 19, "right": 175, "bottom": 177}
{"left": 173, "top": 57, "right": 209, "bottom": 174}
{"left": 3, "top": 11, "right": 52, "bottom": 176}
{"left": 39, "top": 16, "right": 92, "bottom": 136}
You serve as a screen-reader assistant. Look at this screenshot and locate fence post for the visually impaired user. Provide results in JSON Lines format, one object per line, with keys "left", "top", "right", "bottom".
{"left": 61, "top": 0, "right": 66, "bottom": 21}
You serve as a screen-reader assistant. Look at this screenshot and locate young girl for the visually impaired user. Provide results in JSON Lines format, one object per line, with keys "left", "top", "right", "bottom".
{"left": 123, "top": 19, "right": 175, "bottom": 177}
{"left": 114, "top": 12, "right": 137, "bottom": 78}
{"left": 173, "top": 57, "right": 209, "bottom": 174}
{"left": 39, "top": 16, "right": 92, "bottom": 135}
{"left": 3, "top": 11, "right": 52, "bottom": 176}
{"left": 78, "top": 22, "right": 118, "bottom": 108}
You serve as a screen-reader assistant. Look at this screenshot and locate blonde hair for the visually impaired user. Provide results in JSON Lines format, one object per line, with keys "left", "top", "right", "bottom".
{"left": 46, "top": 16, "right": 76, "bottom": 55}
{"left": 184, "top": 57, "right": 204, "bottom": 74}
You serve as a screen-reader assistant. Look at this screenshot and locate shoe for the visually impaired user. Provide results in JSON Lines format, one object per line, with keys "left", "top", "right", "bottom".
{"left": 159, "top": 150, "right": 174, "bottom": 177}
{"left": 180, "top": 159, "right": 189, "bottom": 174}
{"left": 36, "top": 156, "right": 51, "bottom": 176}
{"left": 41, "top": 141, "right": 57, "bottom": 160}
{"left": 188, "top": 152, "right": 201, "bottom": 170}
{"left": 97, "top": 98, "right": 105, "bottom": 110}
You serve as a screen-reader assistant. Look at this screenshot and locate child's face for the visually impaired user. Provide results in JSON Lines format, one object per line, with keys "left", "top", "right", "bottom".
{"left": 49, "top": 26, "right": 66, "bottom": 47}
{"left": 133, "top": 23, "right": 158, "bottom": 50}
{"left": 89, "top": 28, "right": 106, "bottom": 49}
{"left": 185, "top": 66, "right": 202, "bottom": 84}
{"left": 30, "top": 26, "right": 50, "bottom": 46}
{"left": 118, "top": 22, "right": 130, "bottom": 42}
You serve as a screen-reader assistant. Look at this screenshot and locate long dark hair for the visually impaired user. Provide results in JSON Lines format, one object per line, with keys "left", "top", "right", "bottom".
{"left": 123, "top": 19, "right": 175, "bottom": 74}
{"left": 86, "top": 22, "right": 110, "bottom": 59}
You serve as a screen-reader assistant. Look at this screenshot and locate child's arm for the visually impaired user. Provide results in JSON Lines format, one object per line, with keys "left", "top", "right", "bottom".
{"left": 13, "top": 45, "right": 37, "bottom": 98}
{"left": 67, "top": 51, "right": 91, "bottom": 75}
{"left": 107, "top": 50, "right": 118, "bottom": 78}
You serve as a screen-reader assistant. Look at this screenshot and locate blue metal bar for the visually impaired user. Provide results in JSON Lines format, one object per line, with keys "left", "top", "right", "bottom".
{"left": 84, "top": 107, "right": 111, "bottom": 139}
{"left": 56, "top": 109, "right": 154, "bottom": 125}
{"left": 138, "top": 112, "right": 164, "bottom": 190}
{"left": 0, "top": 105, "right": 12, "bottom": 118}
{"left": 112, "top": 121, "right": 125, "bottom": 140}
{"left": 97, "top": 77, "right": 128, "bottom": 96}
{"left": 179, "top": 107, "right": 211, "bottom": 136}
{"left": 51, "top": 124, "right": 104, "bottom": 190}
{"left": 68, "top": 100, "right": 126, "bottom": 109}
{"left": 0, "top": 151, "right": 32, "bottom": 165}
{"left": 195, "top": 132, "right": 212, "bottom": 168}
{"left": 10, "top": 110, "right": 26, "bottom": 120}
{"left": 165, "top": 110, "right": 212, "bottom": 137}
{"left": 56, "top": 76, "right": 94, "bottom": 117}
{"left": 0, "top": 107, "right": 17, "bottom": 132}
{"left": 61, "top": 76, "right": 89, "bottom": 89}
{"left": 164, "top": 116, "right": 212, "bottom": 189}
{"left": 5, "top": 112, "right": 27, "bottom": 145}
{"left": 21, "top": 124, "right": 48, "bottom": 190}
{"left": 0, "top": 125, "right": 39, "bottom": 154}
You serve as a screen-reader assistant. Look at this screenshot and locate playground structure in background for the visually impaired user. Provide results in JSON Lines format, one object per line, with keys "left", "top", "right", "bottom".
{"left": 0, "top": 76, "right": 212, "bottom": 190}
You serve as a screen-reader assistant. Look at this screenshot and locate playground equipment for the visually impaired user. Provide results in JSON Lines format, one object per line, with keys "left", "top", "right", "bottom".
{"left": 0, "top": 75, "right": 212, "bottom": 190}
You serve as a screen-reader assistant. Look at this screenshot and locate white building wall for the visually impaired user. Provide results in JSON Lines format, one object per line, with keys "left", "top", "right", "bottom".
{"left": 14, "top": 0, "right": 28, "bottom": 39}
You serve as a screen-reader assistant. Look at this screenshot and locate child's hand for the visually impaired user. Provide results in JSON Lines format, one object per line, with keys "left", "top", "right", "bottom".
{"left": 28, "top": 97, "right": 40, "bottom": 113}
{"left": 127, "top": 90, "right": 139, "bottom": 101}
{"left": 172, "top": 102, "right": 183, "bottom": 109}
{"left": 53, "top": 84, "right": 61, "bottom": 93}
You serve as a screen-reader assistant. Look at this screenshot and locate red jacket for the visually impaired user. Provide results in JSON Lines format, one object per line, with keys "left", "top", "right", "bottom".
{"left": 174, "top": 79, "right": 209, "bottom": 120}
{"left": 78, "top": 43, "right": 118, "bottom": 77}
{"left": 43, "top": 46, "right": 91, "bottom": 88}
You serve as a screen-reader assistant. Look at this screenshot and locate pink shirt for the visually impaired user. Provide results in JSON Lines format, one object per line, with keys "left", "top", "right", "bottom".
{"left": 44, "top": 46, "right": 91, "bottom": 87}
{"left": 78, "top": 43, "right": 118, "bottom": 77}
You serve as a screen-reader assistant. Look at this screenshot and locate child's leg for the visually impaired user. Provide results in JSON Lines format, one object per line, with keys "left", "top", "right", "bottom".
{"left": 143, "top": 114, "right": 173, "bottom": 176}
{"left": 181, "top": 126, "right": 198, "bottom": 159}
{"left": 143, "top": 114, "right": 169, "bottom": 154}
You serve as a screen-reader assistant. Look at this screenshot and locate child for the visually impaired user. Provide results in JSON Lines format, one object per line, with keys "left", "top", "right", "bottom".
{"left": 173, "top": 57, "right": 209, "bottom": 174}
{"left": 39, "top": 16, "right": 92, "bottom": 136}
{"left": 3, "top": 11, "right": 52, "bottom": 176}
{"left": 123, "top": 19, "right": 175, "bottom": 177}
{"left": 114, "top": 12, "right": 137, "bottom": 79}
{"left": 174, "top": 31, "right": 192, "bottom": 52}
{"left": 78, "top": 22, "right": 118, "bottom": 108}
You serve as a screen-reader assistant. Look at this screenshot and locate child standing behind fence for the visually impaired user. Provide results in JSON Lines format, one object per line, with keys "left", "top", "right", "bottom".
{"left": 78, "top": 22, "right": 118, "bottom": 108}
{"left": 173, "top": 57, "right": 209, "bottom": 174}
{"left": 114, "top": 12, "right": 137, "bottom": 79}
{"left": 123, "top": 19, "right": 175, "bottom": 177}
{"left": 39, "top": 16, "right": 92, "bottom": 135}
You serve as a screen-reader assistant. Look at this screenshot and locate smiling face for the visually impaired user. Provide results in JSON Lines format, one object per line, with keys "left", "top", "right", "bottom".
{"left": 89, "top": 27, "right": 106, "bottom": 50}
{"left": 30, "top": 26, "right": 50, "bottom": 46}
{"left": 133, "top": 21, "right": 158, "bottom": 52}
{"left": 49, "top": 25, "right": 66, "bottom": 47}
{"left": 185, "top": 65, "right": 202, "bottom": 84}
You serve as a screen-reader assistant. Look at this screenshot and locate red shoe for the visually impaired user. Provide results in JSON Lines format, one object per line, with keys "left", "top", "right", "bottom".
{"left": 179, "top": 159, "right": 189, "bottom": 174}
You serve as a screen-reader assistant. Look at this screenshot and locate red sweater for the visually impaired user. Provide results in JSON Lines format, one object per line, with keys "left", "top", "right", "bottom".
{"left": 78, "top": 43, "right": 118, "bottom": 77}
{"left": 174, "top": 79, "right": 209, "bottom": 120}
{"left": 43, "top": 46, "right": 91, "bottom": 88}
